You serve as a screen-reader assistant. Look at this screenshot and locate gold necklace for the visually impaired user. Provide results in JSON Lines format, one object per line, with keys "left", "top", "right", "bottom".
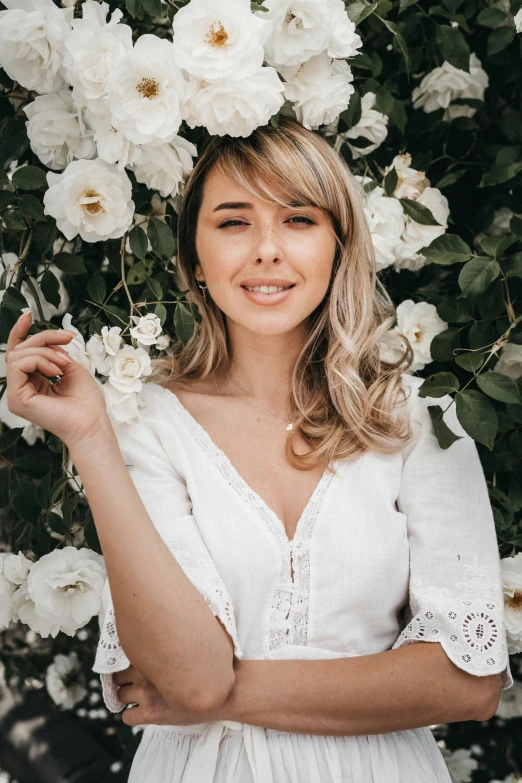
{"left": 213, "top": 368, "right": 295, "bottom": 432}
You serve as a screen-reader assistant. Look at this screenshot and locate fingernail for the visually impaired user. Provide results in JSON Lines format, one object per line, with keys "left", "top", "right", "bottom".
{"left": 17, "top": 312, "right": 30, "bottom": 322}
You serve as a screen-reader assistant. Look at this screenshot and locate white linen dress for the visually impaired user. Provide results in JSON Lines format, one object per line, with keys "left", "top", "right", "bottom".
{"left": 92, "top": 372, "right": 513, "bottom": 783}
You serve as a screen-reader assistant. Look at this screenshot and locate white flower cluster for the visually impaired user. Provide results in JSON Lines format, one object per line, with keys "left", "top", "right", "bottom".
{"left": 0, "top": 0, "right": 363, "bottom": 242}
{"left": 1, "top": 547, "right": 106, "bottom": 638}
{"left": 378, "top": 299, "right": 448, "bottom": 373}
{"left": 59, "top": 311, "right": 165, "bottom": 426}
{"left": 412, "top": 53, "right": 489, "bottom": 121}
{"left": 46, "top": 651, "right": 87, "bottom": 709}
{"left": 357, "top": 153, "right": 450, "bottom": 273}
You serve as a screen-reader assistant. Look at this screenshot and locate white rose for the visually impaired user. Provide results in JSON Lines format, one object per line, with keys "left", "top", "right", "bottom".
{"left": 515, "top": 6, "right": 522, "bottom": 33}
{"left": 279, "top": 53, "right": 354, "bottom": 130}
{"left": 59, "top": 312, "right": 97, "bottom": 374}
{"left": 85, "top": 328, "right": 122, "bottom": 376}
{"left": 102, "top": 381, "right": 145, "bottom": 426}
{"left": 261, "top": 0, "right": 362, "bottom": 68}
{"left": 44, "top": 158, "right": 134, "bottom": 243}
{"left": 129, "top": 314, "right": 163, "bottom": 346}
{"left": 495, "top": 679, "right": 522, "bottom": 719}
{"left": 172, "top": 0, "right": 268, "bottom": 82}
{"left": 384, "top": 152, "right": 430, "bottom": 200}
{"left": 329, "top": 92, "right": 388, "bottom": 159}
{"left": 85, "top": 110, "right": 140, "bottom": 169}
{"left": 108, "top": 344, "right": 152, "bottom": 394}
{"left": 24, "top": 90, "right": 96, "bottom": 171}
{"left": 355, "top": 176, "right": 405, "bottom": 271}
{"left": 412, "top": 52, "right": 489, "bottom": 121}
{"left": 26, "top": 546, "right": 106, "bottom": 637}
{"left": 107, "top": 34, "right": 188, "bottom": 145}
{"left": 186, "top": 66, "right": 285, "bottom": 137}
{"left": 394, "top": 299, "right": 448, "bottom": 372}
{"left": 495, "top": 342, "right": 522, "bottom": 380}
{"left": 440, "top": 747, "right": 478, "bottom": 783}
{"left": 62, "top": 0, "right": 133, "bottom": 117}
{"left": 0, "top": 0, "right": 73, "bottom": 94}
{"left": 130, "top": 136, "right": 198, "bottom": 198}
{"left": 395, "top": 187, "right": 450, "bottom": 271}
{"left": 3, "top": 552, "right": 32, "bottom": 585}
{"left": 46, "top": 651, "right": 87, "bottom": 709}
{"left": 501, "top": 552, "right": 522, "bottom": 654}
{"left": 12, "top": 580, "right": 60, "bottom": 637}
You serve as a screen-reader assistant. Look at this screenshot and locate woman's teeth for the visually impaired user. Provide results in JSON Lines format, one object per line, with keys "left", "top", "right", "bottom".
{"left": 243, "top": 285, "right": 293, "bottom": 294}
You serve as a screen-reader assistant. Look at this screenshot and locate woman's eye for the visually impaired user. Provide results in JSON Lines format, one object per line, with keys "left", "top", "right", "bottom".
{"left": 218, "top": 216, "right": 315, "bottom": 228}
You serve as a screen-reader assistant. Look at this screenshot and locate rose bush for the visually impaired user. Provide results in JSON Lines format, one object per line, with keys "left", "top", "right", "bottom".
{"left": 1, "top": 0, "right": 522, "bottom": 779}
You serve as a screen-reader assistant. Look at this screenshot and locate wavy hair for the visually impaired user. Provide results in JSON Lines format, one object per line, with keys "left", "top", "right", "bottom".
{"left": 148, "top": 115, "right": 416, "bottom": 472}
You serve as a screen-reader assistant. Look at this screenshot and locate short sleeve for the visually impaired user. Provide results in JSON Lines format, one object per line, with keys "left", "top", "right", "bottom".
{"left": 391, "top": 374, "right": 513, "bottom": 691}
{"left": 92, "top": 387, "right": 243, "bottom": 713}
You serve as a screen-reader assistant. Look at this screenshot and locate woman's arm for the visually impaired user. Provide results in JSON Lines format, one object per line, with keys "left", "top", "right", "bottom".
{"left": 69, "top": 423, "right": 235, "bottom": 714}
{"left": 208, "top": 642, "right": 502, "bottom": 736}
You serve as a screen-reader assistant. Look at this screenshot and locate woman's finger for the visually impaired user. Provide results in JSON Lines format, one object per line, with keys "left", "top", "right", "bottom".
{"left": 5, "top": 311, "right": 33, "bottom": 356}
{"left": 7, "top": 346, "right": 72, "bottom": 368}
{"left": 9, "top": 354, "right": 65, "bottom": 378}
{"left": 11, "top": 327, "right": 75, "bottom": 354}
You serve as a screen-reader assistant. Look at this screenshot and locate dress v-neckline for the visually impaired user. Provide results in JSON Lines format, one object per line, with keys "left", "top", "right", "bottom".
{"left": 148, "top": 381, "right": 338, "bottom": 547}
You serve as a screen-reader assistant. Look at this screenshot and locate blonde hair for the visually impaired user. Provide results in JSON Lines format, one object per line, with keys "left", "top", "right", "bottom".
{"left": 148, "top": 115, "right": 416, "bottom": 472}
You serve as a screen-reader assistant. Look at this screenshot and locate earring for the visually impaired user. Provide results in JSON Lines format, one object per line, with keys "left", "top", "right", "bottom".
{"left": 197, "top": 280, "right": 208, "bottom": 301}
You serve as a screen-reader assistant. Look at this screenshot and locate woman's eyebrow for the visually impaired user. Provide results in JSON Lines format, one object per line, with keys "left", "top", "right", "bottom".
{"left": 212, "top": 201, "right": 316, "bottom": 212}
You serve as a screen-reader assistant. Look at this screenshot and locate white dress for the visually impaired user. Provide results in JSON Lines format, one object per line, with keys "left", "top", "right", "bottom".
{"left": 92, "top": 372, "right": 513, "bottom": 783}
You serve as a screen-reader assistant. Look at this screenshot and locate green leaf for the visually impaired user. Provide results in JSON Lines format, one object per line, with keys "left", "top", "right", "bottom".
{"left": 476, "top": 371, "right": 522, "bottom": 405}
{"left": 480, "top": 234, "right": 518, "bottom": 259}
{"left": 455, "top": 390, "right": 498, "bottom": 449}
{"left": 174, "top": 301, "right": 195, "bottom": 345}
{"left": 18, "top": 193, "right": 45, "bottom": 221}
{"left": 3, "top": 209, "right": 27, "bottom": 230}
{"left": 503, "top": 252, "right": 522, "bottom": 278}
{"left": 129, "top": 224, "right": 148, "bottom": 261}
{"left": 0, "top": 191, "right": 16, "bottom": 211}
{"left": 0, "top": 427, "right": 24, "bottom": 452}
{"left": 487, "top": 26, "right": 515, "bottom": 57}
{"left": 0, "top": 466, "right": 10, "bottom": 508}
{"left": 50, "top": 476, "right": 72, "bottom": 505}
{"left": 479, "top": 161, "right": 522, "bottom": 187}
{"left": 154, "top": 303, "right": 167, "bottom": 326}
{"left": 455, "top": 352, "right": 485, "bottom": 372}
{"left": 87, "top": 272, "right": 106, "bottom": 303}
{"left": 34, "top": 218, "right": 58, "bottom": 258}
{"left": 458, "top": 257, "right": 501, "bottom": 298}
{"left": 399, "top": 198, "right": 442, "bottom": 226}
{"left": 383, "top": 166, "right": 398, "bottom": 196}
{"left": 430, "top": 327, "right": 460, "bottom": 363}
{"left": 270, "top": 112, "right": 279, "bottom": 129}
{"left": 418, "top": 372, "right": 460, "bottom": 397}
{"left": 251, "top": 1, "right": 268, "bottom": 10}
{"left": 0, "top": 129, "right": 29, "bottom": 171}
{"left": 428, "top": 404, "right": 463, "bottom": 449}
{"left": 126, "top": 260, "right": 147, "bottom": 286}
{"left": 52, "top": 252, "right": 87, "bottom": 275}
{"left": 11, "top": 166, "right": 48, "bottom": 191}
{"left": 12, "top": 481, "right": 41, "bottom": 521}
{"left": 0, "top": 170, "right": 9, "bottom": 187}
{"left": 419, "top": 233, "right": 472, "bottom": 265}
{"left": 0, "top": 306, "right": 17, "bottom": 343}
{"left": 436, "top": 25, "right": 470, "bottom": 72}
{"left": 40, "top": 269, "right": 61, "bottom": 308}
{"left": 2, "top": 286, "right": 29, "bottom": 312}
{"left": 398, "top": 0, "right": 418, "bottom": 13}
{"left": 477, "top": 7, "right": 507, "bottom": 26}
{"left": 346, "top": 1, "right": 379, "bottom": 23}
{"left": 12, "top": 455, "right": 51, "bottom": 479}
{"left": 143, "top": 0, "right": 162, "bottom": 15}
{"left": 36, "top": 472, "right": 52, "bottom": 508}
{"left": 381, "top": 19, "right": 410, "bottom": 74}
{"left": 148, "top": 217, "right": 175, "bottom": 260}
{"left": 433, "top": 169, "right": 467, "bottom": 189}
{"left": 126, "top": 0, "right": 143, "bottom": 16}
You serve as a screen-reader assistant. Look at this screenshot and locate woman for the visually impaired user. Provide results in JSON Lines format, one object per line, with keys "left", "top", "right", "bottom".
{"left": 5, "top": 116, "right": 512, "bottom": 783}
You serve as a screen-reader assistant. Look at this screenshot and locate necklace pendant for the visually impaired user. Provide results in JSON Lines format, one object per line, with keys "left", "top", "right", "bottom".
{"left": 286, "top": 422, "right": 293, "bottom": 432}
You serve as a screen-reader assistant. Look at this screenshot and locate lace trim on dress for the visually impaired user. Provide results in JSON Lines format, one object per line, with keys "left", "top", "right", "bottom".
{"left": 391, "top": 556, "right": 513, "bottom": 690}
{"left": 149, "top": 383, "right": 339, "bottom": 655}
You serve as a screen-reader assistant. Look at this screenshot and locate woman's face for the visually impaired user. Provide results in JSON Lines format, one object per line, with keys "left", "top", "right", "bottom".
{"left": 194, "top": 164, "right": 337, "bottom": 338}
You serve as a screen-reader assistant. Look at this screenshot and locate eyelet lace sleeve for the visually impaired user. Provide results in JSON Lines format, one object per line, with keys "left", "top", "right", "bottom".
{"left": 91, "top": 392, "right": 243, "bottom": 713}
{"left": 392, "top": 375, "right": 513, "bottom": 691}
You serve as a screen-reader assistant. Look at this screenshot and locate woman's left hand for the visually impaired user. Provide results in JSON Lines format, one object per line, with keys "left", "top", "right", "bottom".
{"left": 114, "top": 664, "right": 216, "bottom": 728}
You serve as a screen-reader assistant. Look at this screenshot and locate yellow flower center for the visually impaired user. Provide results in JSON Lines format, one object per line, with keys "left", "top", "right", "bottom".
{"left": 83, "top": 190, "right": 104, "bottom": 215}
{"left": 507, "top": 590, "right": 522, "bottom": 612}
{"left": 204, "top": 21, "right": 228, "bottom": 47}
{"left": 136, "top": 77, "right": 160, "bottom": 99}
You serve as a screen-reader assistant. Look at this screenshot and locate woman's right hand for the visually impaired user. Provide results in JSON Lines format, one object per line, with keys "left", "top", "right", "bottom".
{"left": 5, "top": 311, "right": 112, "bottom": 448}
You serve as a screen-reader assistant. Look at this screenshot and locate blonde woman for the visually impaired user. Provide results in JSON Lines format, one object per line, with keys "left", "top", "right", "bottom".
{"left": 5, "top": 116, "right": 512, "bottom": 783}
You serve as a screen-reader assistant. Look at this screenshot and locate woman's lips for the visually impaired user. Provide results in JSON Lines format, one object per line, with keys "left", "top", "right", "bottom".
{"left": 241, "top": 285, "right": 295, "bottom": 305}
